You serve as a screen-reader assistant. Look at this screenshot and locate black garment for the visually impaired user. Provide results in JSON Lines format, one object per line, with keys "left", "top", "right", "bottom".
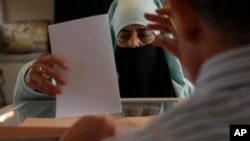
{"left": 54, "top": 0, "right": 113, "bottom": 23}
{"left": 115, "top": 44, "right": 176, "bottom": 98}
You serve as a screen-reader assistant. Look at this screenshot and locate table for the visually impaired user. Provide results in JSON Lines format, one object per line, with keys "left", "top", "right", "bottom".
{"left": 0, "top": 98, "right": 184, "bottom": 126}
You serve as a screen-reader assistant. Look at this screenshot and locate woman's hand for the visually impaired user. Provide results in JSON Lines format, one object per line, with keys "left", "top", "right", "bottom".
{"left": 145, "top": 7, "right": 183, "bottom": 62}
{"left": 25, "top": 54, "right": 69, "bottom": 97}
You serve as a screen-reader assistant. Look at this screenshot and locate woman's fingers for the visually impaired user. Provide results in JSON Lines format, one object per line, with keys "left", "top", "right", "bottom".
{"left": 147, "top": 24, "right": 171, "bottom": 34}
{"left": 145, "top": 7, "right": 177, "bottom": 37}
{"left": 155, "top": 7, "right": 172, "bottom": 16}
{"left": 144, "top": 7, "right": 182, "bottom": 61}
{"left": 26, "top": 68, "right": 62, "bottom": 97}
{"left": 25, "top": 54, "right": 68, "bottom": 96}
{"left": 145, "top": 13, "right": 172, "bottom": 29}
{"left": 33, "top": 63, "right": 67, "bottom": 85}
{"left": 33, "top": 54, "right": 68, "bottom": 84}
{"left": 39, "top": 54, "right": 69, "bottom": 70}
{"left": 153, "top": 35, "right": 181, "bottom": 60}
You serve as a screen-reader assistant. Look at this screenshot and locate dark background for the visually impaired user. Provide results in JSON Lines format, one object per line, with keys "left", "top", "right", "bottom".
{"left": 54, "top": 0, "right": 114, "bottom": 23}
{"left": 46, "top": 0, "right": 114, "bottom": 52}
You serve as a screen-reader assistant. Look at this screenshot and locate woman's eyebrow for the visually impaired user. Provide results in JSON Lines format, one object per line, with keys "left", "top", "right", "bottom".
{"left": 119, "top": 28, "right": 131, "bottom": 33}
{"left": 119, "top": 26, "right": 150, "bottom": 33}
{"left": 136, "top": 26, "right": 150, "bottom": 31}
{"left": 137, "top": 28, "right": 148, "bottom": 31}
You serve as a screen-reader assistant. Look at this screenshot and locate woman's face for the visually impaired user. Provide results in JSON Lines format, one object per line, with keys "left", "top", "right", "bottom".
{"left": 116, "top": 24, "right": 155, "bottom": 48}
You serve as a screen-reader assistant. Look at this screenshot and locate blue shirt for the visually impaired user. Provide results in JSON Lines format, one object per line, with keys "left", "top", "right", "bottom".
{"left": 105, "top": 46, "right": 250, "bottom": 141}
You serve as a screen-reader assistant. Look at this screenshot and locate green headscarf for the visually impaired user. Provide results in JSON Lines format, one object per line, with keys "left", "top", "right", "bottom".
{"left": 107, "top": 0, "right": 194, "bottom": 98}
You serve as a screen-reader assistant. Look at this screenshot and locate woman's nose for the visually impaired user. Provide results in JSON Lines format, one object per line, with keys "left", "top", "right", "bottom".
{"left": 127, "top": 32, "right": 143, "bottom": 48}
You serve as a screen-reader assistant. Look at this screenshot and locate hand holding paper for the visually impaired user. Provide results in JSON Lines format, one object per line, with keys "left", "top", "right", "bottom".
{"left": 48, "top": 14, "right": 122, "bottom": 118}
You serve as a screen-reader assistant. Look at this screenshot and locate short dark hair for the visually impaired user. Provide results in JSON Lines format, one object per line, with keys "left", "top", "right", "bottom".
{"left": 186, "top": 0, "right": 250, "bottom": 45}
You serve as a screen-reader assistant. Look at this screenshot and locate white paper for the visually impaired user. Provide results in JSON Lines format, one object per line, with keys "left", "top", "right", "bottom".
{"left": 48, "top": 14, "right": 122, "bottom": 118}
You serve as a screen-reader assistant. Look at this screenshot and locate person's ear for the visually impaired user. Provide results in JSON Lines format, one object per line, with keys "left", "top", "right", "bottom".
{"left": 169, "top": 0, "right": 202, "bottom": 44}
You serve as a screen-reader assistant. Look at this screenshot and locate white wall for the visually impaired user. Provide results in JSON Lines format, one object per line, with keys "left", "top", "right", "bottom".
{"left": 3, "top": 0, "right": 54, "bottom": 22}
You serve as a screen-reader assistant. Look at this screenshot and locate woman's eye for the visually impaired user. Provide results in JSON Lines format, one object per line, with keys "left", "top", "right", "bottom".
{"left": 140, "top": 34, "right": 150, "bottom": 38}
{"left": 138, "top": 31, "right": 154, "bottom": 41}
{"left": 118, "top": 34, "right": 130, "bottom": 42}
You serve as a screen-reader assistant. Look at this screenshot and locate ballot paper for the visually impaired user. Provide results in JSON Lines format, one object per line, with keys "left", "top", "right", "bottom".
{"left": 48, "top": 14, "right": 122, "bottom": 118}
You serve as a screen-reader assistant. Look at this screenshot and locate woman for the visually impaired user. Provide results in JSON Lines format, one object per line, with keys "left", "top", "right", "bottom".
{"left": 13, "top": 0, "right": 194, "bottom": 102}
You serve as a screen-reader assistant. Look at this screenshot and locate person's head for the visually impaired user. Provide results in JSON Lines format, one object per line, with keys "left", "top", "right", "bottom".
{"left": 169, "top": 0, "right": 250, "bottom": 80}
{"left": 108, "top": 0, "right": 162, "bottom": 48}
